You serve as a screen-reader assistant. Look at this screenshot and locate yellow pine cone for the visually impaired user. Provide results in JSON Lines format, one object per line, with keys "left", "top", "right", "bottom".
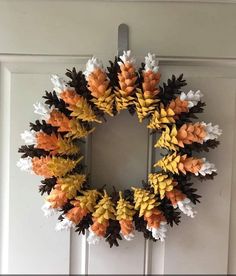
{"left": 66, "top": 200, "right": 88, "bottom": 224}
{"left": 57, "top": 174, "right": 86, "bottom": 199}
{"left": 154, "top": 153, "right": 203, "bottom": 175}
{"left": 116, "top": 192, "right": 136, "bottom": 221}
{"left": 56, "top": 135, "right": 80, "bottom": 155}
{"left": 66, "top": 119, "right": 95, "bottom": 139}
{"left": 47, "top": 184, "right": 68, "bottom": 208}
{"left": 90, "top": 88, "right": 115, "bottom": 116}
{"left": 118, "top": 63, "right": 137, "bottom": 96}
{"left": 48, "top": 110, "right": 95, "bottom": 139}
{"left": 87, "top": 68, "right": 109, "bottom": 98}
{"left": 156, "top": 123, "right": 207, "bottom": 151}
{"left": 132, "top": 188, "right": 159, "bottom": 217}
{"left": 36, "top": 132, "right": 79, "bottom": 155}
{"left": 155, "top": 125, "right": 179, "bottom": 151}
{"left": 135, "top": 89, "right": 159, "bottom": 122}
{"left": 154, "top": 152, "right": 181, "bottom": 174}
{"left": 69, "top": 96, "right": 101, "bottom": 123}
{"left": 76, "top": 189, "right": 100, "bottom": 213}
{"left": 47, "top": 156, "right": 83, "bottom": 177}
{"left": 115, "top": 89, "right": 135, "bottom": 112}
{"left": 92, "top": 191, "right": 116, "bottom": 224}
{"left": 147, "top": 107, "right": 175, "bottom": 130}
{"left": 148, "top": 173, "right": 175, "bottom": 199}
{"left": 32, "top": 156, "right": 82, "bottom": 178}
{"left": 66, "top": 190, "right": 100, "bottom": 225}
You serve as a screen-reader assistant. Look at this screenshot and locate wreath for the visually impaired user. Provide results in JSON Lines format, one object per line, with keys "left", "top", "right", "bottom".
{"left": 17, "top": 51, "right": 222, "bottom": 247}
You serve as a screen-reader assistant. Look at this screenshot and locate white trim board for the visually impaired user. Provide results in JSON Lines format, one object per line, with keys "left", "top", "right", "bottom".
{"left": 55, "top": 0, "right": 236, "bottom": 4}
{"left": 1, "top": 54, "right": 236, "bottom": 67}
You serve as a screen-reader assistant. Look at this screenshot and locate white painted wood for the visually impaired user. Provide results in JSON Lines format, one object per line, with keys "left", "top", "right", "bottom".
{"left": 0, "top": 1, "right": 236, "bottom": 59}
{"left": 0, "top": 64, "right": 11, "bottom": 274}
{"left": 88, "top": 234, "right": 146, "bottom": 274}
{"left": 0, "top": 0, "right": 236, "bottom": 275}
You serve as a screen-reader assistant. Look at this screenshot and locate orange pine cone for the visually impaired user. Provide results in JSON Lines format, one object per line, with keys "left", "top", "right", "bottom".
{"left": 87, "top": 68, "right": 109, "bottom": 98}
{"left": 178, "top": 154, "right": 203, "bottom": 174}
{"left": 166, "top": 189, "right": 186, "bottom": 207}
{"left": 66, "top": 201, "right": 88, "bottom": 225}
{"left": 144, "top": 208, "right": 165, "bottom": 229}
{"left": 118, "top": 63, "right": 137, "bottom": 96}
{"left": 47, "top": 184, "right": 68, "bottom": 208}
{"left": 36, "top": 132, "right": 59, "bottom": 154}
{"left": 32, "top": 156, "right": 53, "bottom": 178}
{"left": 119, "top": 219, "right": 134, "bottom": 236}
{"left": 177, "top": 123, "right": 206, "bottom": 147}
{"left": 47, "top": 110, "right": 71, "bottom": 132}
{"left": 142, "top": 71, "right": 160, "bottom": 98}
{"left": 168, "top": 97, "right": 189, "bottom": 115}
{"left": 60, "top": 90, "right": 81, "bottom": 106}
{"left": 91, "top": 217, "right": 109, "bottom": 237}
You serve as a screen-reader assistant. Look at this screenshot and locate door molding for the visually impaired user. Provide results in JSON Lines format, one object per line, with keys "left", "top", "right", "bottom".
{"left": 61, "top": 0, "right": 236, "bottom": 4}
{"left": 1, "top": 54, "right": 236, "bottom": 66}
{"left": 1, "top": 53, "right": 236, "bottom": 274}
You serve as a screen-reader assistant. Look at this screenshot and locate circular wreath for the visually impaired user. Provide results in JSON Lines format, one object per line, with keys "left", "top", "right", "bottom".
{"left": 17, "top": 51, "right": 222, "bottom": 247}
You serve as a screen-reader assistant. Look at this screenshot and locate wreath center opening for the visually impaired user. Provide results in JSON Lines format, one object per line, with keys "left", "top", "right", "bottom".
{"left": 91, "top": 110, "right": 148, "bottom": 192}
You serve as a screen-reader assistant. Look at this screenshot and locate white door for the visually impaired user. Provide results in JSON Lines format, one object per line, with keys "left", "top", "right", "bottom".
{"left": 0, "top": 1, "right": 236, "bottom": 274}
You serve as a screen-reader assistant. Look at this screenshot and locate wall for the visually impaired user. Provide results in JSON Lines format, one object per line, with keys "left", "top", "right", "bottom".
{"left": 0, "top": 0, "right": 236, "bottom": 274}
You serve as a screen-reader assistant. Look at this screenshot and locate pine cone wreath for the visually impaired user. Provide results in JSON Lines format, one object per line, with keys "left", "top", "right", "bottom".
{"left": 17, "top": 51, "right": 221, "bottom": 248}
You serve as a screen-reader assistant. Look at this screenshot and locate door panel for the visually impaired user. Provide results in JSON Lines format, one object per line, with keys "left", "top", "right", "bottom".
{"left": 1, "top": 59, "right": 235, "bottom": 274}
{"left": 88, "top": 234, "right": 146, "bottom": 274}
